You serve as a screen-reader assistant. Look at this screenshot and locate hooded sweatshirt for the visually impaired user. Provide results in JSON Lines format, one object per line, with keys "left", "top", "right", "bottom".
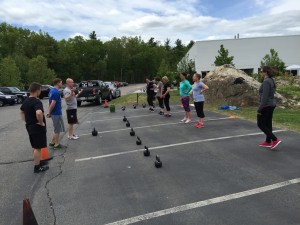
{"left": 258, "top": 77, "right": 276, "bottom": 112}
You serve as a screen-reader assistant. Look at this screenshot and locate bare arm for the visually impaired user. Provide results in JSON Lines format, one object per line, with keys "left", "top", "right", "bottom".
{"left": 47, "top": 100, "right": 56, "bottom": 117}
{"left": 200, "top": 84, "right": 209, "bottom": 93}
{"left": 20, "top": 111, "right": 25, "bottom": 122}
{"left": 36, "top": 110, "right": 45, "bottom": 126}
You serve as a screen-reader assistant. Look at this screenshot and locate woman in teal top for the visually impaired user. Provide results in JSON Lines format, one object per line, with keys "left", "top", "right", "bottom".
{"left": 179, "top": 73, "right": 192, "bottom": 124}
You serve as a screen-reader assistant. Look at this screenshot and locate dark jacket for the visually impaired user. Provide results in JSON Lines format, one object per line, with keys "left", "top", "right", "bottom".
{"left": 258, "top": 77, "right": 276, "bottom": 112}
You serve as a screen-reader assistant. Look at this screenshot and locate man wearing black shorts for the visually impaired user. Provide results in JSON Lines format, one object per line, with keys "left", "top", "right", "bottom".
{"left": 63, "top": 78, "right": 81, "bottom": 140}
{"left": 20, "top": 82, "right": 49, "bottom": 173}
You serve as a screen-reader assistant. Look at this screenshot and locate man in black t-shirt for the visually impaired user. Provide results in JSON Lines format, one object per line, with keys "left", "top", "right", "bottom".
{"left": 20, "top": 82, "right": 49, "bottom": 173}
{"left": 146, "top": 78, "right": 155, "bottom": 112}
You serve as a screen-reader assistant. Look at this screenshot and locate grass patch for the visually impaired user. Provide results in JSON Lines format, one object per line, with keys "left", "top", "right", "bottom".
{"left": 111, "top": 90, "right": 300, "bottom": 132}
{"left": 277, "top": 85, "right": 300, "bottom": 101}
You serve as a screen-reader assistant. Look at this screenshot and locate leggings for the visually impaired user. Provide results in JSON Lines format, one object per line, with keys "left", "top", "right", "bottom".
{"left": 257, "top": 106, "right": 277, "bottom": 143}
{"left": 147, "top": 93, "right": 154, "bottom": 107}
{"left": 157, "top": 96, "right": 164, "bottom": 109}
{"left": 194, "top": 101, "right": 205, "bottom": 118}
{"left": 163, "top": 94, "right": 170, "bottom": 111}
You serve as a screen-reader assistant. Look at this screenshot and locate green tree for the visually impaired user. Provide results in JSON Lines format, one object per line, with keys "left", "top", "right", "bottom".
{"left": 0, "top": 56, "right": 21, "bottom": 86}
{"left": 89, "top": 31, "right": 97, "bottom": 40}
{"left": 214, "top": 44, "right": 234, "bottom": 66}
{"left": 27, "top": 55, "right": 56, "bottom": 84}
{"left": 260, "top": 48, "right": 285, "bottom": 75}
{"left": 177, "top": 54, "right": 195, "bottom": 83}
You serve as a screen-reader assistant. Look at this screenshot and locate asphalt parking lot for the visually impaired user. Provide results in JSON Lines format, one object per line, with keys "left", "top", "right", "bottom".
{"left": 0, "top": 87, "right": 300, "bottom": 225}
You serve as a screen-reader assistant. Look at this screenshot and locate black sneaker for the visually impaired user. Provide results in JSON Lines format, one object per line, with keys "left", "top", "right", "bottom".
{"left": 49, "top": 143, "right": 55, "bottom": 147}
{"left": 159, "top": 111, "right": 164, "bottom": 115}
{"left": 34, "top": 165, "right": 49, "bottom": 173}
{"left": 54, "top": 144, "right": 67, "bottom": 150}
{"left": 40, "top": 160, "right": 48, "bottom": 166}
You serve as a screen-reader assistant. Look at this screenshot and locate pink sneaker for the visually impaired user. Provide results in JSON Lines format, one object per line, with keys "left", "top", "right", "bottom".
{"left": 194, "top": 122, "right": 200, "bottom": 127}
{"left": 258, "top": 141, "right": 272, "bottom": 148}
{"left": 196, "top": 123, "right": 204, "bottom": 128}
{"left": 270, "top": 139, "right": 282, "bottom": 150}
{"left": 185, "top": 119, "right": 191, "bottom": 124}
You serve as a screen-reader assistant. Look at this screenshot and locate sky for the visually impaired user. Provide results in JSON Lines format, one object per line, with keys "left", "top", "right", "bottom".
{"left": 0, "top": 0, "right": 300, "bottom": 44}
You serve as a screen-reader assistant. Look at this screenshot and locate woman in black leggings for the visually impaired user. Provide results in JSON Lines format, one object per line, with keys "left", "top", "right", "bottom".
{"left": 257, "top": 66, "right": 281, "bottom": 150}
{"left": 162, "top": 76, "right": 171, "bottom": 117}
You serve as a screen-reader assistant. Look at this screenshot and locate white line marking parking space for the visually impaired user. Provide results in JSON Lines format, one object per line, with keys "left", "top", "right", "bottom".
{"left": 104, "top": 177, "right": 300, "bottom": 225}
{"left": 75, "top": 130, "right": 286, "bottom": 162}
{"left": 80, "top": 117, "right": 231, "bottom": 136}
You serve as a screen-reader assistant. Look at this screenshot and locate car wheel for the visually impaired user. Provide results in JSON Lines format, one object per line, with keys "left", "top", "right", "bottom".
{"left": 77, "top": 101, "right": 82, "bottom": 107}
{"left": 17, "top": 97, "right": 24, "bottom": 104}
{"left": 95, "top": 95, "right": 102, "bottom": 105}
{"left": 109, "top": 93, "right": 113, "bottom": 101}
{"left": 0, "top": 100, "right": 4, "bottom": 107}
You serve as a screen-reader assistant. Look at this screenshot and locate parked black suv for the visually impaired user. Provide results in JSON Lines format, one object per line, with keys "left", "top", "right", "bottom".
{"left": 39, "top": 85, "right": 53, "bottom": 99}
{"left": 0, "top": 91, "right": 18, "bottom": 107}
{"left": 0, "top": 87, "right": 29, "bottom": 104}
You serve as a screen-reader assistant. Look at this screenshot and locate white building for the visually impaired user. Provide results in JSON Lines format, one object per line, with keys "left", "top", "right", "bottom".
{"left": 185, "top": 35, "right": 300, "bottom": 76}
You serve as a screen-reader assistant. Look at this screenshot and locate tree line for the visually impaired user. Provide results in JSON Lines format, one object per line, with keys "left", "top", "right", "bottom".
{"left": 0, "top": 22, "right": 194, "bottom": 88}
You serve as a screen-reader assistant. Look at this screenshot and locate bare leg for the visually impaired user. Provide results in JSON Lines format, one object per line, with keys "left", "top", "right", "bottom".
{"left": 53, "top": 133, "right": 60, "bottom": 145}
{"left": 186, "top": 112, "right": 191, "bottom": 120}
{"left": 68, "top": 124, "right": 73, "bottom": 137}
{"left": 33, "top": 149, "right": 41, "bottom": 165}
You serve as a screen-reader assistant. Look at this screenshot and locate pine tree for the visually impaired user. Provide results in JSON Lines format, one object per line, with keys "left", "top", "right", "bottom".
{"left": 89, "top": 31, "right": 97, "bottom": 40}
{"left": 214, "top": 44, "right": 234, "bottom": 66}
{"left": 260, "top": 48, "right": 285, "bottom": 74}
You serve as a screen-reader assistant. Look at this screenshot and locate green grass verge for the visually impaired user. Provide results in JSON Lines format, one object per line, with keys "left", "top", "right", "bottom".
{"left": 277, "top": 85, "right": 300, "bottom": 101}
{"left": 111, "top": 90, "right": 300, "bottom": 132}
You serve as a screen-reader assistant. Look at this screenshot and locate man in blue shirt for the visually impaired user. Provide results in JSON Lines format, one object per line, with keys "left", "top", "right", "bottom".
{"left": 47, "top": 78, "right": 67, "bottom": 150}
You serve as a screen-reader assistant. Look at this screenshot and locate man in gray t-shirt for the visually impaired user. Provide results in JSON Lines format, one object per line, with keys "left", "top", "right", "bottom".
{"left": 64, "top": 78, "right": 81, "bottom": 140}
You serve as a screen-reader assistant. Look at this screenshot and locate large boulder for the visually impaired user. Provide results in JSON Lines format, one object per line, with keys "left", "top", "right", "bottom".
{"left": 202, "top": 65, "right": 287, "bottom": 107}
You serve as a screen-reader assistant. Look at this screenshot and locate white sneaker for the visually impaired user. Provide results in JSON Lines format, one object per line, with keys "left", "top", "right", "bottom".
{"left": 185, "top": 119, "right": 192, "bottom": 124}
{"left": 68, "top": 136, "right": 79, "bottom": 140}
{"left": 73, "top": 134, "right": 79, "bottom": 138}
{"left": 181, "top": 117, "right": 187, "bottom": 122}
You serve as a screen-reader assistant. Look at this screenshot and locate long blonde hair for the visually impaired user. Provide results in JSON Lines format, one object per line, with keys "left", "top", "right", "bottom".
{"left": 162, "top": 76, "right": 169, "bottom": 82}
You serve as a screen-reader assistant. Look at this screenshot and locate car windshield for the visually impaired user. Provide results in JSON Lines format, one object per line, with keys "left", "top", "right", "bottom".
{"left": 9, "top": 87, "right": 21, "bottom": 92}
{"left": 104, "top": 83, "right": 114, "bottom": 88}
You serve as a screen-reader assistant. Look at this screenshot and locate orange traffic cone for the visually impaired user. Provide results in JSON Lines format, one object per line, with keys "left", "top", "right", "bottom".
{"left": 23, "top": 198, "right": 39, "bottom": 225}
{"left": 229, "top": 115, "right": 236, "bottom": 119}
{"left": 104, "top": 99, "right": 109, "bottom": 108}
{"left": 41, "top": 148, "right": 53, "bottom": 161}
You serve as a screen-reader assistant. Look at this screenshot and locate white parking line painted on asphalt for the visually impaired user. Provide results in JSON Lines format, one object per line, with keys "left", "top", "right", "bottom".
{"left": 104, "top": 177, "right": 300, "bottom": 225}
{"left": 80, "top": 117, "right": 231, "bottom": 136}
{"left": 75, "top": 130, "right": 286, "bottom": 162}
{"left": 86, "top": 110, "right": 185, "bottom": 123}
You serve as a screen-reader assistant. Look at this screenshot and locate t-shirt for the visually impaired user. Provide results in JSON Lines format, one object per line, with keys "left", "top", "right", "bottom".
{"left": 192, "top": 81, "right": 205, "bottom": 102}
{"left": 156, "top": 82, "right": 163, "bottom": 97}
{"left": 20, "top": 97, "right": 46, "bottom": 134}
{"left": 63, "top": 87, "right": 77, "bottom": 110}
{"left": 146, "top": 81, "right": 154, "bottom": 95}
{"left": 163, "top": 82, "right": 171, "bottom": 97}
{"left": 180, "top": 79, "right": 192, "bottom": 97}
{"left": 49, "top": 88, "right": 62, "bottom": 115}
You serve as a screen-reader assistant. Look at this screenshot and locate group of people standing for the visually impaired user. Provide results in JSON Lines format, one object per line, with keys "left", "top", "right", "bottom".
{"left": 146, "top": 72, "right": 209, "bottom": 127}
{"left": 20, "top": 78, "right": 80, "bottom": 173}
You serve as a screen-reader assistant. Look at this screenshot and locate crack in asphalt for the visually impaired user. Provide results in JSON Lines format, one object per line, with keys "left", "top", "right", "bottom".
{"left": 45, "top": 149, "right": 66, "bottom": 225}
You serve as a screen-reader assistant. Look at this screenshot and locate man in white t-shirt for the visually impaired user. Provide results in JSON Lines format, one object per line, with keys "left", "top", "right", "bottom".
{"left": 63, "top": 78, "right": 81, "bottom": 140}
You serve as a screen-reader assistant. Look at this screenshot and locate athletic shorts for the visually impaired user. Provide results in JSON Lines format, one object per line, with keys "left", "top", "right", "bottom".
{"left": 181, "top": 96, "right": 190, "bottom": 112}
{"left": 29, "top": 132, "right": 47, "bottom": 149}
{"left": 51, "top": 115, "right": 66, "bottom": 133}
{"left": 66, "top": 109, "right": 78, "bottom": 124}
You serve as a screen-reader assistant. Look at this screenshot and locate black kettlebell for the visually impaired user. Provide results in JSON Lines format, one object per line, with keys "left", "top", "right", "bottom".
{"left": 92, "top": 128, "right": 98, "bottom": 136}
{"left": 136, "top": 136, "right": 142, "bottom": 145}
{"left": 144, "top": 146, "right": 150, "bottom": 157}
{"left": 121, "top": 106, "right": 126, "bottom": 111}
{"left": 130, "top": 128, "right": 135, "bottom": 136}
{"left": 142, "top": 104, "right": 146, "bottom": 108}
{"left": 155, "top": 155, "right": 162, "bottom": 168}
{"left": 133, "top": 105, "right": 136, "bottom": 109}
{"left": 123, "top": 116, "right": 127, "bottom": 122}
{"left": 126, "top": 120, "right": 130, "bottom": 127}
